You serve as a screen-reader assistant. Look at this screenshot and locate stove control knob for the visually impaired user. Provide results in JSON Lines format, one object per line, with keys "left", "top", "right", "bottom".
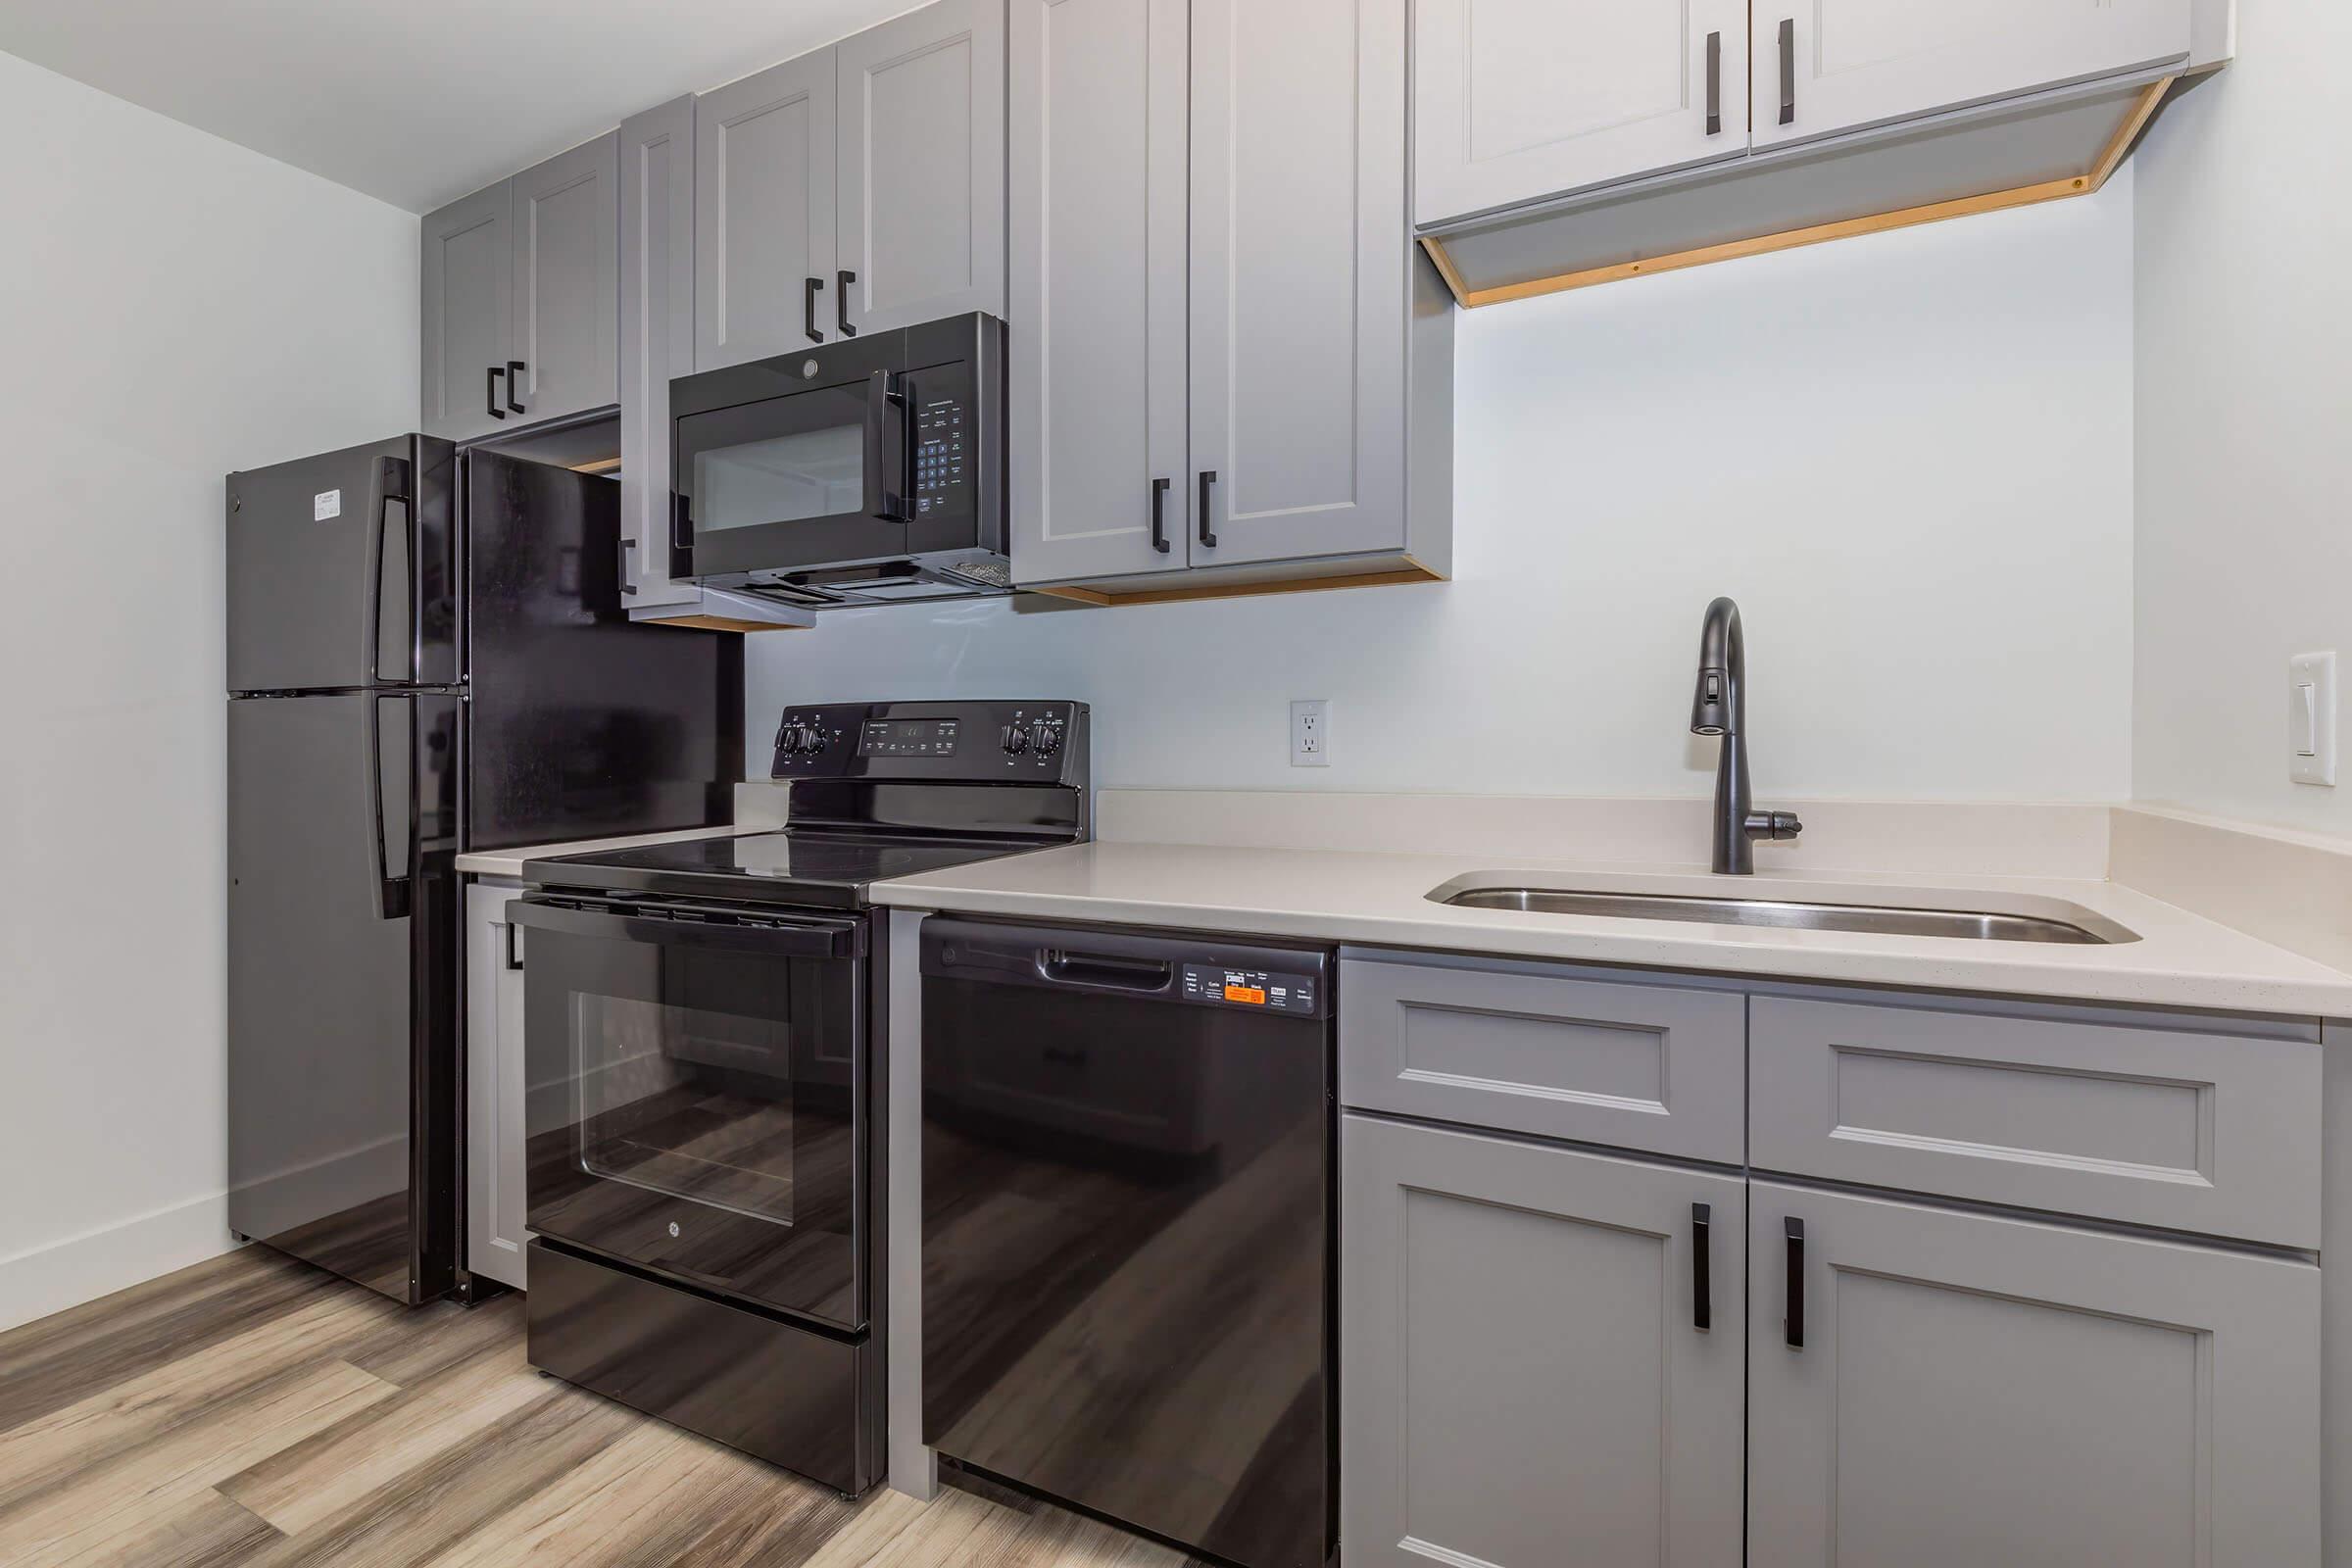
{"left": 999, "top": 723, "right": 1032, "bottom": 756}
{"left": 782, "top": 724, "right": 826, "bottom": 756}
{"left": 1031, "top": 725, "right": 1062, "bottom": 758}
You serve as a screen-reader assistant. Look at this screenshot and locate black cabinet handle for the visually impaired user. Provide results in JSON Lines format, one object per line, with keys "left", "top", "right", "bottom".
{"left": 1704, "top": 31, "right": 1722, "bottom": 135}
{"left": 1198, "top": 470, "right": 1218, "bottom": 548}
{"left": 1779, "top": 18, "right": 1796, "bottom": 126}
{"left": 1151, "top": 477, "right": 1171, "bottom": 554}
{"left": 805, "top": 275, "right": 824, "bottom": 343}
{"left": 486, "top": 365, "right": 507, "bottom": 419}
{"left": 1691, "top": 1202, "right": 1713, "bottom": 1332}
{"left": 506, "top": 360, "right": 525, "bottom": 414}
{"left": 618, "top": 536, "right": 639, "bottom": 596}
{"left": 1785, "top": 1216, "right": 1806, "bottom": 1348}
{"left": 837, "top": 270, "right": 858, "bottom": 337}
{"left": 504, "top": 920, "right": 523, "bottom": 970}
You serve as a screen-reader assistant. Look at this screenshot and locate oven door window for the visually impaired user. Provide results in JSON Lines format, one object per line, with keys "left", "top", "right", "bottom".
{"left": 676, "top": 384, "right": 907, "bottom": 576}
{"left": 521, "top": 910, "right": 866, "bottom": 1330}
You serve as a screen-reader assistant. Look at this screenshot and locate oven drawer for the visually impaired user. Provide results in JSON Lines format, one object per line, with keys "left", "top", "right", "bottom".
{"left": 526, "top": 1241, "right": 878, "bottom": 1494}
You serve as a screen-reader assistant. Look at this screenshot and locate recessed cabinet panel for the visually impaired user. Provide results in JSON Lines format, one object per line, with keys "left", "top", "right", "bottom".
{"left": 420, "top": 183, "right": 513, "bottom": 441}
{"left": 1415, "top": 0, "right": 1751, "bottom": 226}
{"left": 509, "top": 134, "right": 619, "bottom": 427}
{"left": 465, "top": 880, "right": 528, "bottom": 1291}
{"left": 619, "top": 98, "right": 700, "bottom": 608}
{"left": 1344, "top": 1115, "right": 1745, "bottom": 1568}
{"left": 696, "top": 53, "right": 838, "bottom": 370}
{"left": 1188, "top": 0, "right": 1407, "bottom": 567}
{"left": 837, "top": 0, "right": 1007, "bottom": 337}
{"left": 1007, "top": 0, "right": 1191, "bottom": 584}
{"left": 1752, "top": 0, "right": 2191, "bottom": 152}
{"left": 1747, "top": 1182, "right": 2321, "bottom": 1566}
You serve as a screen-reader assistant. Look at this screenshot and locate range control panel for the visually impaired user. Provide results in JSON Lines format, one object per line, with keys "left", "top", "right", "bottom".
{"left": 1180, "top": 963, "right": 1321, "bottom": 1014}
{"left": 772, "top": 699, "right": 1089, "bottom": 786}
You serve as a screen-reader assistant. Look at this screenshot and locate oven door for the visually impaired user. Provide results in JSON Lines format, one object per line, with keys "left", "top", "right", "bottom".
{"left": 675, "top": 339, "right": 913, "bottom": 581}
{"left": 510, "top": 896, "right": 868, "bottom": 1331}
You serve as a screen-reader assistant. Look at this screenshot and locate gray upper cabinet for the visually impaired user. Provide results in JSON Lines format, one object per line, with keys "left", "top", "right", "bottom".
{"left": 1414, "top": 0, "right": 1752, "bottom": 227}
{"left": 836, "top": 0, "right": 1007, "bottom": 338}
{"left": 618, "top": 97, "right": 699, "bottom": 609}
{"left": 695, "top": 52, "right": 838, "bottom": 370}
{"left": 1007, "top": 0, "right": 1190, "bottom": 584}
{"left": 1344, "top": 1113, "right": 1746, "bottom": 1568}
{"left": 508, "top": 133, "right": 619, "bottom": 427}
{"left": 420, "top": 183, "right": 513, "bottom": 441}
{"left": 1187, "top": 0, "right": 1407, "bottom": 569}
{"left": 1747, "top": 1180, "right": 2321, "bottom": 1566}
{"left": 1753, "top": 0, "right": 2193, "bottom": 154}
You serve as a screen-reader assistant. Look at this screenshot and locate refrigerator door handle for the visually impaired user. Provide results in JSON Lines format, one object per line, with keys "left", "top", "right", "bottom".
{"left": 368, "top": 456, "right": 417, "bottom": 685}
{"left": 370, "top": 694, "right": 415, "bottom": 920}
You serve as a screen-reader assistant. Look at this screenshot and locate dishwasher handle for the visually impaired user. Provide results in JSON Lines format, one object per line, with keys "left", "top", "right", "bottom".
{"left": 1042, "top": 949, "right": 1174, "bottom": 993}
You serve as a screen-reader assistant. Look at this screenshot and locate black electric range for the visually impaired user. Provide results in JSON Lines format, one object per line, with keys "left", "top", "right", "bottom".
{"left": 507, "top": 700, "right": 1088, "bottom": 1496}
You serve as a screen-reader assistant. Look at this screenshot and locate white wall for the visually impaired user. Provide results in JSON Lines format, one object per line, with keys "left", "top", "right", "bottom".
{"left": 0, "top": 52, "right": 417, "bottom": 1329}
{"left": 749, "top": 182, "right": 2136, "bottom": 803}
{"left": 2133, "top": 5, "right": 2352, "bottom": 836}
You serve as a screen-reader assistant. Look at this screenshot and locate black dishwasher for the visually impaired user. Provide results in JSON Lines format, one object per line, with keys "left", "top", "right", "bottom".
{"left": 920, "top": 917, "right": 1334, "bottom": 1568}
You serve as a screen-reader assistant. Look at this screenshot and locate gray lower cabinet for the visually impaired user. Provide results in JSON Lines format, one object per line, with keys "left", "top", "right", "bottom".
{"left": 1747, "top": 1180, "right": 2322, "bottom": 1566}
{"left": 695, "top": 50, "right": 838, "bottom": 370}
{"left": 420, "top": 182, "right": 513, "bottom": 441}
{"left": 421, "top": 133, "right": 617, "bottom": 440}
{"left": 835, "top": 0, "right": 1006, "bottom": 338}
{"left": 464, "top": 879, "right": 528, "bottom": 1291}
{"left": 618, "top": 96, "right": 699, "bottom": 608}
{"left": 1343, "top": 1113, "right": 1747, "bottom": 1568}
{"left": 508, "top": 132, "right": 619, "bottom": 427}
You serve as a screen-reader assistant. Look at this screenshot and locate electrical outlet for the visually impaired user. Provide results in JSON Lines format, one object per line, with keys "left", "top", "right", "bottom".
{"left": 1291, "top": 700, "right": 1330, "bottom": 767}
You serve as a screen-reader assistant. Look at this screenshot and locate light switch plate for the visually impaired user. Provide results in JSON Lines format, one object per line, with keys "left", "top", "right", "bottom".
{"left": 1291, "top": 700, "right": 1330, "bottom": 767}
{"left": 2290, "top": 652, "right": 2335, "bottom": 786}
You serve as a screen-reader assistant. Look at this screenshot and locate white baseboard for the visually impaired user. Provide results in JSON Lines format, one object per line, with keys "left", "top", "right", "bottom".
{"left": 0, "top": 1193, "right": 238, "bottom": 1335}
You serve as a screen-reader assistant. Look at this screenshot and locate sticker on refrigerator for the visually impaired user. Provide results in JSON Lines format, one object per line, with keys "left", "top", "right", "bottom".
{"left": 314, "top": 490, "right": 342, "bottom": 521}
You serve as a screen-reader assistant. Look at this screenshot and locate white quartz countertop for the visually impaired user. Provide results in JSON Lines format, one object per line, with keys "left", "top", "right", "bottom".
{"left": 458, "top": 825, "right": 757, "bottom": 881}
{"left": 871, "top": 841, "right": 2352, "bottom": 1017}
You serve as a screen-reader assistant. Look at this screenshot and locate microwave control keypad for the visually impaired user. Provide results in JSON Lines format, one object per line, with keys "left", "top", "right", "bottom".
{"left": 913, "top": 397, "right": 965, "bottom": 514}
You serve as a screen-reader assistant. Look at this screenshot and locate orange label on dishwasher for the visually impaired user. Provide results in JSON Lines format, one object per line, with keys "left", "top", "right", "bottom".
{"left": 1223, "top": 984, "right": 1267, "bottom": 1005}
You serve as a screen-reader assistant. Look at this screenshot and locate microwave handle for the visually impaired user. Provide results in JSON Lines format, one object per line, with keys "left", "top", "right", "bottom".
{"left": 864, "top": 369, "right": 912, "bottom": 523}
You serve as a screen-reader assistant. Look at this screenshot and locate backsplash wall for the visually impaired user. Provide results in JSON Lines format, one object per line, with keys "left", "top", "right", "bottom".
{"left": 748, "top": 174, "right": 2135, "bottom": 803}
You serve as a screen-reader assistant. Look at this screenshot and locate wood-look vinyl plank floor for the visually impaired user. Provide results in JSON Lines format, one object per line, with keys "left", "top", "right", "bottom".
{"left": 0, "top": 1250, "right": 1210, "bottom": 1568}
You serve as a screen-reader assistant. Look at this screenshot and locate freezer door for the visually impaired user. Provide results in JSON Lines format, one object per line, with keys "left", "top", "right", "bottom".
{"left": 226, "top": 436, "right": 457, "bottom": 692}
{"left": 466, "top": 451, "right": 741, "bottom": 850}
{"left": 227, "top": 691, "right": 461, "bottom": 1303}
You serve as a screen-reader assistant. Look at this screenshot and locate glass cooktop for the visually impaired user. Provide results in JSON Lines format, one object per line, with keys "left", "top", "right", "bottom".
{"left": 523, "top": 830, "right": 1044, "bottom": 908}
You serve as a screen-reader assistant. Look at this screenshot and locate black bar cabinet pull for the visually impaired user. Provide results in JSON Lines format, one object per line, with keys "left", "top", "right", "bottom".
{"left": 1151, "top": 477, "right": 1171, "bottom": 553}
{"left": 837, "top": 270, "right": 858, "bottom": 336}
{"left": 1198, "top": 469, "right": 1218, "bottom": 548}
{"left": 506, "top": 360, "right": 526, "bottom": 414}
{"left": 504, "top": 920, "right": 523, "bottom": 971}
{"left": 805, "top": 275, "right": 825, "bottom": 343}
{"left": 617, "top": 536, "right": 639, "bottom": 596}
{"left": 486, "top": 365, "right": 507, "bottom": 419}
{"left": 1704, "top": 31, "right": 1722, "bottom": 135}
{"left": 1785, "top": 1216, "right": 1806, "bottom": 1348}
{"left": 1779, "top": 19, "right": 1796, "bottom": 125}
{"left": 1691, "top": 1203, "right": 1713, "bottom": 1332}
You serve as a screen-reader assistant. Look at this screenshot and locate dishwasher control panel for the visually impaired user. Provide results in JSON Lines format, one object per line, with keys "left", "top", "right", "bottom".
{"left": 1181, "top": 963, "right": 1320, "bottom": 1014}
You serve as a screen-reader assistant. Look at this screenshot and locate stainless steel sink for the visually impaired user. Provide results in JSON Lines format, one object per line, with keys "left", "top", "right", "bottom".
{"left": 1438, "top": 886, "right": 2137, "bottom": 945}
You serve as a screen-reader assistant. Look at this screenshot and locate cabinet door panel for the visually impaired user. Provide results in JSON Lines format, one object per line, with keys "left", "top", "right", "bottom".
{"left": 696, "top": 52, "right": 838, "bottom": 370}
{"left": 465, "top": 881, "right": 528, "bottom": 1291}
{"left": 1748, "top": 1182, "right": 2320, "bottom": 1567}
{"left": 1415, "top": 0, "right": 1751, "bottom": 226}
{"left": 510, "top": 133, "right": 618, "bottom": 426}
{"left": 837, "top": 0, "right": 1006, "bottom": 337}
{"left": 1752, "top": 0, "right": 2190, "bottom": 152}
{"left": 619, "top": 98, "right": 699, "bottom": 608}
{"left": 1006, "top": 0, "right": 1190, "bottom": 585}
{"left": 1345, "top": 1115, "right": 1744, "bottom": 1568}
{"left": 1189, "top": 0, "right": 1407, "bottom": 568}
{"left": 420, "top": 182, "right": 512, "bottom": 441}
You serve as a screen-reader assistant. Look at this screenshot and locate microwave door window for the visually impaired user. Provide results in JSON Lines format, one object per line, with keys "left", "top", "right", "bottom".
{"left": 696, "top": 424, "right": 864, "bottom": 533}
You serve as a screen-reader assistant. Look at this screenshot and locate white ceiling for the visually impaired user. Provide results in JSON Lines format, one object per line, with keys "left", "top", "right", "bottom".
{"left": 0, "top": 0, "right": 922, "bottom": 213}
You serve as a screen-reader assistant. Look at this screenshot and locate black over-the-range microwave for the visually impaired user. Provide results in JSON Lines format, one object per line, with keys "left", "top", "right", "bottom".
{"left": 669, "top": 313, "right": 1007, "bottom": 609}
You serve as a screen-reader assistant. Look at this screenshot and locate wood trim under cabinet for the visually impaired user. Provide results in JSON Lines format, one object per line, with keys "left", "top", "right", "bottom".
{"left": 1425, "top": 75, "right": 2174, "bottom": 310}
{"left": 1027, "top": 557, "right": 1446, "bottom": 609}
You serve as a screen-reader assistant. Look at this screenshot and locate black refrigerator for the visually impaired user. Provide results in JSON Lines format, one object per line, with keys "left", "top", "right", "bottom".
{"left": 224, "top": 435, "right": 741, "bottom": 1304}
